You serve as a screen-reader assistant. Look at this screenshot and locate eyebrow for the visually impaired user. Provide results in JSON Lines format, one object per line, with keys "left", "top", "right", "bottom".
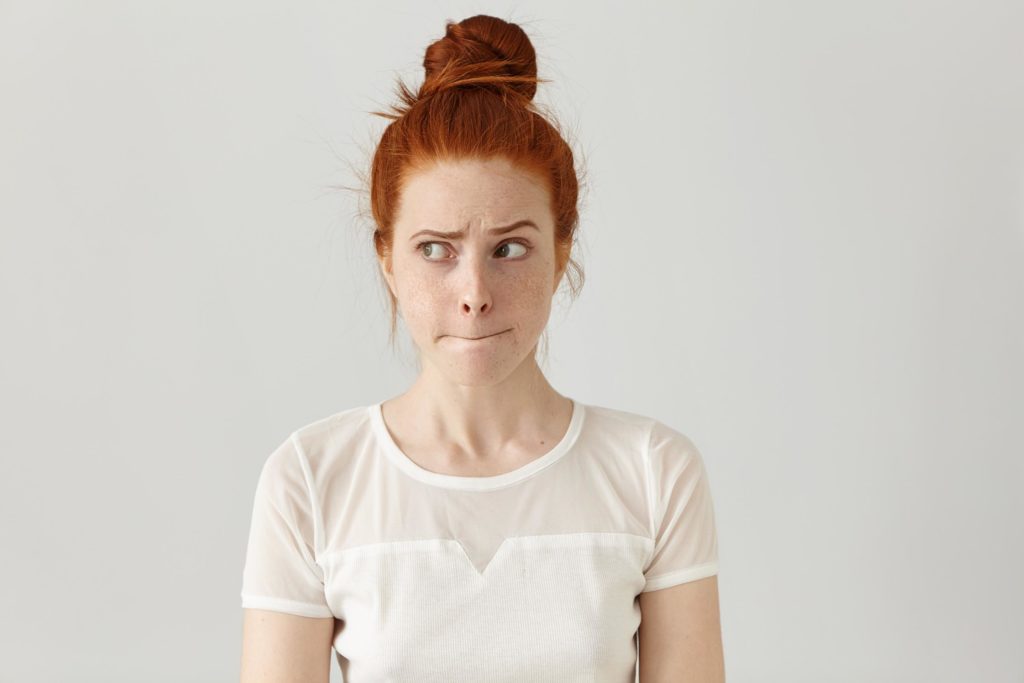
{"left": 409, "top": 219, "right": 540, "bottom": 241}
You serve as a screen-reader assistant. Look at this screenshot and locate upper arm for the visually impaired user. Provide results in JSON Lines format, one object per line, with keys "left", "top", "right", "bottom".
{"left": 638, "top": 574, "right": 725, "bottom": 683}
{"left": 240, "top": 434, "right": 336, "bottom": 681}
{"left": 638, "top": 419, "right": 723, "bottom": 680}
{"left": 240, "top": 608, "right": 335, "bottom": 683}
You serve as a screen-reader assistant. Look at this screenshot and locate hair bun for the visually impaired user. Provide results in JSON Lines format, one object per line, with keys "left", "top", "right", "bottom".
{"left": 420, "top": 15, "right": 539, "bottom": 101}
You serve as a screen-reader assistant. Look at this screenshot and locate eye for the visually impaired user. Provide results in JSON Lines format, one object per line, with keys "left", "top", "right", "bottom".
{"left": 417, "top": 241, "right": 449, "bottom": 261}
{"left": 415, "top": 239, "right": 531, "bottom": 262}
{"left": 496, "top": 240, "right": 529, "bottom": 258}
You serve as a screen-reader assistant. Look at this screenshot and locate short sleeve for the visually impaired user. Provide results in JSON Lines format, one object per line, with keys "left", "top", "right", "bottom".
{"left": 641, "top": 420, "right": 719, "bottom": 592}
{"left": 240, "top": 433, "right": 334, "bottom": 618}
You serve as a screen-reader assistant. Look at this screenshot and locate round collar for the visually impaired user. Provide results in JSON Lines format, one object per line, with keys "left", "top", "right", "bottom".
{"left": 368, "top": 398, "right": 585, "bottom": 491}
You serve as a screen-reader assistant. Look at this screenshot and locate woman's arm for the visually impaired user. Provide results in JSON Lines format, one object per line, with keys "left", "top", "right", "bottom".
{"left": 638, "top": 575, "right": 725, "bottom": 683}
{"left": 240, "top": 609, "right": 335, "bottom": 683}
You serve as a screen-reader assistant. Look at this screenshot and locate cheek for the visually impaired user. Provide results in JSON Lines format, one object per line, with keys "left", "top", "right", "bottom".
{"left": 394, "top": 269, "right": 443, "bottom": 321}
{"left": 507, "top": 270, "right": 551, "bottom": 302}
{"left": 502, "top": 266, "right": 555, "bottom": 319}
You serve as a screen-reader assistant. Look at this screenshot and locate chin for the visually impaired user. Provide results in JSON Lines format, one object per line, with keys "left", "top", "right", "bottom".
{"left": 430, "top": 344, "right": 539, "bottom": 386}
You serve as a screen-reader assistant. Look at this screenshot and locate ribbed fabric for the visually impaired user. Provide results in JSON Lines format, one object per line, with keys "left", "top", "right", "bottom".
{"left": 240, "top": 398, "right": 719, "bottom": 682}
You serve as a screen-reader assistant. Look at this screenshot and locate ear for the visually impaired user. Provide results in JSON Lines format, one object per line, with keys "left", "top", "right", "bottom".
{"left": 379, "top": 254, "right": 397, "bottom": 300}
{"left": 553, "top": 262, "right": 566, "bottom": 294}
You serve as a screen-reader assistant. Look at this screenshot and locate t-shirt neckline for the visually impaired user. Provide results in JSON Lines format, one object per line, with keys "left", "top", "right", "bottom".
{"left": 368, "top": 397, "right": 585, "bottom": 491}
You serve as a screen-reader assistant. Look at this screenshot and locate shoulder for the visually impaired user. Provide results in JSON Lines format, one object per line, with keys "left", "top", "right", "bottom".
{"left": 646, "top": 418, "right": 703, "bottom": 467}
{"left": 254, "top": 404, "right": 375, "bottom": 486}
{"left": 575, "top": 400, "right": 655, "bottom": 447}
{"left": 286, "top": 403, "right": 377, "bottom": 466}
{"left": 579, "top": 400, "right": 698, "bottom": 461}
{"left": 292, "top": 403, "right": 371, "bottom": 442}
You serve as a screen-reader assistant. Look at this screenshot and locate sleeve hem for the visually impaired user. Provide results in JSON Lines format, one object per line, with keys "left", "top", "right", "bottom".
{"left": 240, "top": 593, "right": 334, "bottom": 618}
{"left": 641, "top": 560, "right": 718, "bottom": 593}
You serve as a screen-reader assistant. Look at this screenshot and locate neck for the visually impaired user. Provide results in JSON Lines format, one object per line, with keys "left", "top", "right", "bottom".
{"left": 393, "top": 353, "right": 568, "bottom": 459}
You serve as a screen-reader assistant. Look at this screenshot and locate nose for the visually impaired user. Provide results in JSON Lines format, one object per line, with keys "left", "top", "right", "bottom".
{"left": 458, "top": 254, "right": 492, "bottom": 317}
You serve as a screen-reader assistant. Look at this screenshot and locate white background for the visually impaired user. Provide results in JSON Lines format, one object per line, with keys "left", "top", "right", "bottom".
{"left": 1, "top": 1, "right": 1021, "bottom": 681}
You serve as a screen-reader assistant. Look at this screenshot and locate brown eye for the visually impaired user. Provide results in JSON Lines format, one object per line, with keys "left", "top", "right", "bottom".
{"left": 497, "top": 241, "right": 529, "bottom": 258}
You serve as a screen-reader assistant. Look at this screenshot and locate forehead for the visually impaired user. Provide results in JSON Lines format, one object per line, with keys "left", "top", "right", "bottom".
{"left": 395, "top": 157, "right": 551, "bottom": 231}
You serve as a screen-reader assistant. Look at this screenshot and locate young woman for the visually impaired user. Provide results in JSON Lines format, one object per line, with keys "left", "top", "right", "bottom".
{"left": 240, "top": 14, "right": 724, "bottom": 683}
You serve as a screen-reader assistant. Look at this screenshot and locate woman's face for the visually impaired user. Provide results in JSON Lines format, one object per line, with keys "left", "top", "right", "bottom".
{"left": 380, "top": 156, "right": 564, "bottom": 385}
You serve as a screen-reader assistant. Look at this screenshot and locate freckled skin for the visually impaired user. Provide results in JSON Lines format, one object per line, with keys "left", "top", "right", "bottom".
{"left": 379, "top": 156, "right": 564, "bottom": 387}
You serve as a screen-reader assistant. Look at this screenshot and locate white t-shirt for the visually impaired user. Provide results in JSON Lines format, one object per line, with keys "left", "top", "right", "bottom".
{"left": 240, "top": 398, "right": 719, "bottom": 682}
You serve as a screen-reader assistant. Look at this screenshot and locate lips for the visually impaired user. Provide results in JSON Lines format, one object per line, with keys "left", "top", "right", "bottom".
{"left": 450, "top": 329, "right": 507, "bottom": 340}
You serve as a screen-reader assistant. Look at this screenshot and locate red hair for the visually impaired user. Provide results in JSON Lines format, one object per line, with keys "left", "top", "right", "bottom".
{"left": 366, "top": 14, "right": 586, "bottom": 348}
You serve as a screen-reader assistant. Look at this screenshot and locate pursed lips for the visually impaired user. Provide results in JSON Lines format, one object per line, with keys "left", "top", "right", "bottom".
{"left": 446, "top": 329, "right": 508, "bottom": 340}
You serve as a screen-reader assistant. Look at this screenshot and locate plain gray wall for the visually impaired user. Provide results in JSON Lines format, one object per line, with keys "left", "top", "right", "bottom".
{"left": 1, "top": 1, "right": 1021, "bottom": 681}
